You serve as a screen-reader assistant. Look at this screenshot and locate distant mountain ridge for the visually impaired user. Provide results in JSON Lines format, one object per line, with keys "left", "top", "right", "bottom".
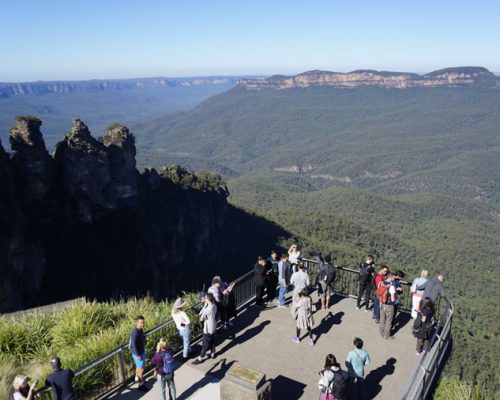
{"left": 0, "top": 76, "right": 242, "bottom": 98}
{"left": 239, "top": 66, "right": 500, "bottom": 90}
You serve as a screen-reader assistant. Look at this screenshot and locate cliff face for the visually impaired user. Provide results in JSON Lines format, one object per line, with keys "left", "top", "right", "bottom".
{"left": 0, "top": 117, "right": 286, "bottom": 312}
{"left": 239, "top": 67, "right": 500, "bottom": 90}
{"left": 0, "top": 77, "right": 240, "bottom": 98}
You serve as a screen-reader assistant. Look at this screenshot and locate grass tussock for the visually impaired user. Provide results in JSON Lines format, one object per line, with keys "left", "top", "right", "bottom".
{"left": 0, "top": 295, "right": 199, "bottom": 399}
{"left": 434, "top": 376, "right": 484, "bottom": 400}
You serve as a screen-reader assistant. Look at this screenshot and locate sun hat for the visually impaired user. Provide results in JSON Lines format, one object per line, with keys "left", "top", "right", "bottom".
{"left": 173, "top": 298, "right": 185, "bottom": 309}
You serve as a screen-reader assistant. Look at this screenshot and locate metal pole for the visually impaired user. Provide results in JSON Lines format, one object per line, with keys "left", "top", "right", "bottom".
{"left": 118, "top": 348, "right": 127, "bottom": 386}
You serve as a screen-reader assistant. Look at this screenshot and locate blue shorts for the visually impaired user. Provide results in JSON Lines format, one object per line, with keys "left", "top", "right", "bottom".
{"left": 132, "top": 352, "right": 146, "bottom": 368}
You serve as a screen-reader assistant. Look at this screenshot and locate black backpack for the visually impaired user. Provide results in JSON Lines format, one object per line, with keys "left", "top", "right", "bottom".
{"left": 331, "top": 369, "right": 350, "bottom": 399}
{"left": 323, "top": 263, "right": 336, "bottom": 285}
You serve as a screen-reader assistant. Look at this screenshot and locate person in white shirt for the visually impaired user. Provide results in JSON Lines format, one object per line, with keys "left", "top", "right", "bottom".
{"left": 193, "top": 293, "right": 217, "bottom": 364}
{"left": 288, "top": 244, "right": 301, "bottom": 272}
{"left": 171, "top": 298, "right": 192, "bottom": 359}
{"left": 410, "top": 270, "right": 429, "bottom": 319}
{"left": 290, "top": 263, "right": 310, "bottom": 304}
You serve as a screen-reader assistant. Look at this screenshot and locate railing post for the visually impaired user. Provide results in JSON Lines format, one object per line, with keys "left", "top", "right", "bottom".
{"left": 118, "top": 348, "right": 127, "bottom": 386}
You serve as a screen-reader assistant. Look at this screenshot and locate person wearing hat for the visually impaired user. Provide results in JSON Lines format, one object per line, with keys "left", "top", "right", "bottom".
{"left": 12, "top": 375, "right": 38, "bottom": 400}
{"left": 45, "top": 357, "right": 75, "bottom": 400}
{"left": 171, "top": 298, "right": 192, "bottom": 359}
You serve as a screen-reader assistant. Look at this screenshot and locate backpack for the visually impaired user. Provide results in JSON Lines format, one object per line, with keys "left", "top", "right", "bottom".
{"left": 377, "top": 281, "right": 390, "bottom": 304}
{"left": 324, "top": 263, "right": 336, "bottom": 285}
{"left": 162, "top": 350, "right": 175, "bottom": 375}
{"left": 331, "top": 369, "right": 350, "bottom": 399}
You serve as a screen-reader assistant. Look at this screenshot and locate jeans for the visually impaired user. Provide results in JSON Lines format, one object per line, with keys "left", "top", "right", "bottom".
{"left": 157, "top": 374, "right": 176, "bottom": 400}
{"left": 200, "top": 333, "right": 215, "bottom": 358}
{"left": 278, "top": 282, "right": 288, "bottom": 305}
{"left": 178, "top": 327, "right": 191, "bottom": 358}
{"left": 373, "top": 297, "right": 380, "bottom": 321}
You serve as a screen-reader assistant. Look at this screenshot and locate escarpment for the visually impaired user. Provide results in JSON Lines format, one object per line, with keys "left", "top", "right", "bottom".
{"left": 0, "top": 117, "right": 287, "bottom": 312}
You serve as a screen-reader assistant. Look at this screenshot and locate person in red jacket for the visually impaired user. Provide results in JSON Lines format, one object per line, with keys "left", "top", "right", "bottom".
{"left": 372, "top": 265, "right": 389, "bottom": 324}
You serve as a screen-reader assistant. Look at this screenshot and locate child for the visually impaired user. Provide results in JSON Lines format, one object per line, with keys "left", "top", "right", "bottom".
{"left": 151, "top": 338, "right": 176, "bottom": 400}
{"left": 291, "top": 288, "right": 315, "bottom": 345}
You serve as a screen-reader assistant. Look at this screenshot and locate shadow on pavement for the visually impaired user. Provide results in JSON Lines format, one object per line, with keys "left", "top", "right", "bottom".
{"left": 215, "top": 320, "right": 272, "bottom": 356}
{"left": 392, "top": 311, "right": 412, "bottom": 335}
{"left": 364, "top": 357, "right": 397, "bottom": 400}
{"left": 177, "top": 358, "right": 235, "bottom": 400}
{"left": 272, "top": 375, "right": 307, "bottom": 399}
{"left": 313, "top": 311, "right": 345, "bottom": 343}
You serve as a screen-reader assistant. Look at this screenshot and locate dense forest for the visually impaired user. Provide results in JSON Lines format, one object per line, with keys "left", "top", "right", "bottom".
{"left": 228, "top": 173, "right": 499, "bottom": 397}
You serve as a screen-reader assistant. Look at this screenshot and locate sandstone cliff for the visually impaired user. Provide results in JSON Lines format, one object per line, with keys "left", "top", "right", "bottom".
{"left": 239, "top": 67, "right": 500, "bottom": 90}
{"left": 0, "top": 117, "right": 286, "bottom": 312}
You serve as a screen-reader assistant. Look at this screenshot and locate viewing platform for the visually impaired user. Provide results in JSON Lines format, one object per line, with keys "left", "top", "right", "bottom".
{"left": 36, "top": 258, "right": 452, "bottom": 400}
{"left": 112, "top": 295, "right": 418, "bottom": 400}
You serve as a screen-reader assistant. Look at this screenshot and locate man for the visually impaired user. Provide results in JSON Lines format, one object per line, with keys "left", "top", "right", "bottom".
{"left": 379, "top": 273, "right": 397, "bottom": 340}
{"left": 372, "top": 265, "right": 389, "bottom": 323}
{"left": 417, "top": 274, "right": 446, "bottom": 303}
{"left": 277, "top": 253, "right": 291, "bottom": 308}
{"left": 130, "top": 316, "right": 148, "bottom": 391}
{"left": 317, "top": 253, "right": 336, "bottom": 310}
{"left": 345, "top": 337, "right": 370, "bottom": 400}
{"left": 357, "top": 255, "right": 375, "bottom": 311}
{"left": 45, "top": 357, "right": 75, "bottom": 400}
{"left": 266, "top": 250, "right": 280, "bottom": 303}
{"left": 193, "top": 293, "right": 218, "bottom": 364}
{"left": 254, "top": 256, "right": 270, "bottom": 307}
{"left": 208, "top": 276, "right": 226, "bottom": 328}
{"left": 290, "top": 262, "right": 310, "bottom": 304}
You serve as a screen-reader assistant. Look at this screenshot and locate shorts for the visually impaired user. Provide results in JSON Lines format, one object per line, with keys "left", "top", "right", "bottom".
{"left": 132, "top": 352, "right": 146, "bottom": 368}
{"left": 318, "top": 281, "right": 333, "bottom": 298}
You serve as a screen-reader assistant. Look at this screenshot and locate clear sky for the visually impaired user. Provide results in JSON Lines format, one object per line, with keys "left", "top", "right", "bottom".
{"left": 1, "top": 0, "right": 499, "bottom": 82}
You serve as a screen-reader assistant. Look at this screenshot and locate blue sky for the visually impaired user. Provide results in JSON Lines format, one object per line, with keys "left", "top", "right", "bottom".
{"left": 1, "top": 0, "right": 499, "bottom": 82}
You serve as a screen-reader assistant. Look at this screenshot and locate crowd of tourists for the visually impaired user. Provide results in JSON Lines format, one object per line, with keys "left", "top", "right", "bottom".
{"left": 12, "top": 246, "right": 447, "bottom": 400}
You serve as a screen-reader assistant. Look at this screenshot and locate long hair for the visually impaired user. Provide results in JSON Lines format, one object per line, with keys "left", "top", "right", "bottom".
{"left": 324, "top": 354, "right": 339, "bottom": 369}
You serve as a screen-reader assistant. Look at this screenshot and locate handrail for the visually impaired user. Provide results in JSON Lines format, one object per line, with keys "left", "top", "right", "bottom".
{"left": 400, "top": 295, "right": 454, "bottom": 399}
{"left": 35, "top": 258, "right": 451, "bottom": 400}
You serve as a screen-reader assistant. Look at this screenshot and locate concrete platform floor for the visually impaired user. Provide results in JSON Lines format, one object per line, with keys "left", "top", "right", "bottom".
{"left": 110, "top": 294, "right": 419, "bottom": 400}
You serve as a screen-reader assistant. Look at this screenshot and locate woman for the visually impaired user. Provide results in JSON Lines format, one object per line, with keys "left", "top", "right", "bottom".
{"left": 413, "top": 297, "right": 436, "bottom": 355}
{"left": 12, "top": 376, "right": 38, "bottom": 400}
{"left": 410, "top": 270, "right": 429, "bottom": 319}
{"left": 318, "top": 354, "right": 349, "bottom": 400}
{"left": 288, "top": 244, "right": 301, "bottom": 273}
{"left": 171, "top": 298, "right": 192, "bottom": 359}
{"left": 291, "top": 288, "right": 315, "bottom": 345}
{"left": 151, "top": 338, "right": 176, "bottom": 400}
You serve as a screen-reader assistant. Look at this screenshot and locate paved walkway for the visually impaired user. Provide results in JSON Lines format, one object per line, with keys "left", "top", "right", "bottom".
{"left": 110, "top": 294, "right": 418, "bottom": 400}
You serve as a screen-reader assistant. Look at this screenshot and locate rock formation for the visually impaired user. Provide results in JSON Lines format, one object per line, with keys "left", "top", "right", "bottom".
{"left": 239, "top": 67, "right": 500, "bottom": 90}
{"left": 0, "top": 118, "right": 287, "bottom": 312}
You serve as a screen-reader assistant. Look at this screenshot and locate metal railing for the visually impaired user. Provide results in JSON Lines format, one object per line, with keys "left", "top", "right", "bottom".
{"left": 36, "top": 258, "right": 451, "bottom": 400}
{"left": 400, "top": 296, "right": 453, "bottom": 400}
{"left": 36, "top": 270, "right": 258, "bottom": 400}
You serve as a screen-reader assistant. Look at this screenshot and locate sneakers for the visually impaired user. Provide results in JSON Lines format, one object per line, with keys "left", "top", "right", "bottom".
{"left": 223, "top": 323, "right": 228, "bottom": 330}
{"left": 134, "top": 376, "right": 139, "bottom": 383}
{"left": 364, "top": 309, "right": 369, "bottom": 312}
{"left": 277, "top": 304, "right": 288, "bottom": 308}
{"left": 291, "top": 336, "right": 300, "bottom": 343}
{"left": 416, "top": 352, "right": 421, "bottom": 355}
{"left": 374, "top": 320, "right": 380, "bottom": 324}
{"left": 192, "top": 358, "right": 203, "bottom": 365}
{"left": 210, "top": 352, "right": 216, "bottom": 359}
{"left": 385, "top": 336, "right": 395, "bottom": 340}
{"left": 356, "top": 306, "right": 361, "bottom": 310}
{"left": 308, "top": 339, "right": 315, "bottom": 346}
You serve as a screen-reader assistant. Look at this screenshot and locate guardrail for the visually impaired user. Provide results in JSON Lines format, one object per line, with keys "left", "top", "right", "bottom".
{"left": 36, "top": 258, "right": 450, "bottom": 399}
{"left": 36, "top": 270, "right": 257, "bottom": 400}
{"left": 400, "top": 296, "right": 453, "bottom": 399}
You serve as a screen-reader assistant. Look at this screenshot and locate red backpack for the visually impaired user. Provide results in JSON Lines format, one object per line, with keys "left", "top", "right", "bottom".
{"left": 377, "top": 281, "right": 390, "bottom": 304}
